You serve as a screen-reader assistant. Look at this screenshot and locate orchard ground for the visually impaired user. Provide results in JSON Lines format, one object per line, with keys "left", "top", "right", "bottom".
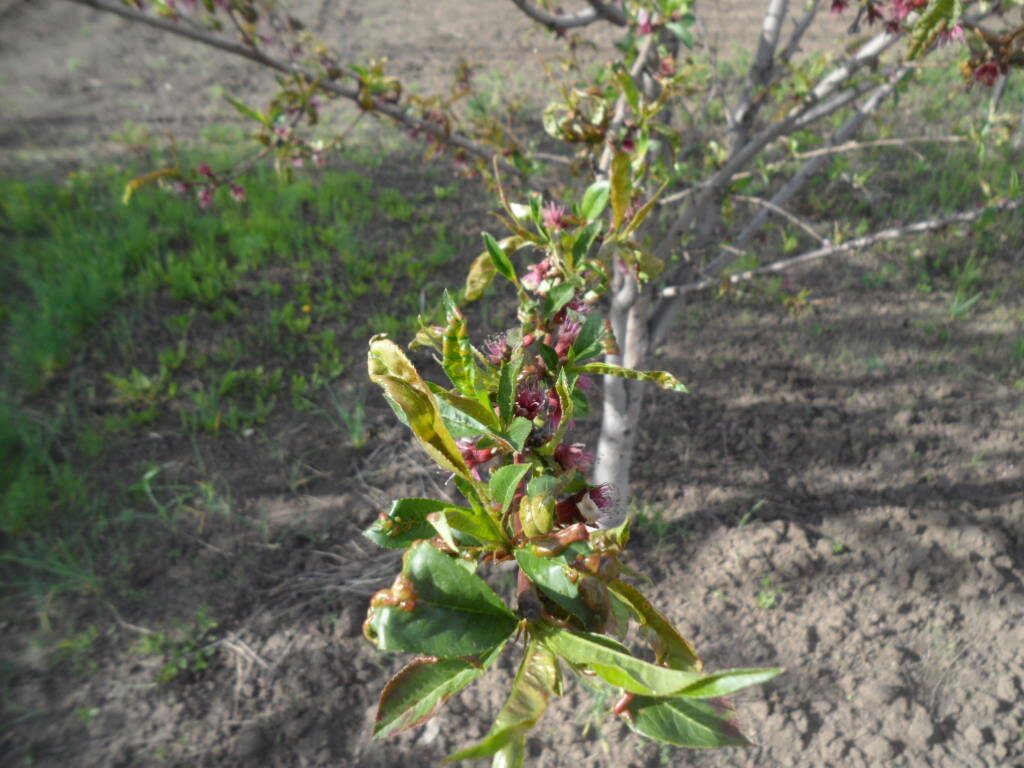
{"left": 2, "top": 1, "right": 1023, "bottom": 767}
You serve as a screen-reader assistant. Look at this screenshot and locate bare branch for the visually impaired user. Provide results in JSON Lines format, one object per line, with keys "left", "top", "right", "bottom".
{"left": 732, "top": 193, "right": 825, "bottom": 244}
{"left": 64, "top": 0, "right": 525, "bottom": 177}
{"left": 507, "top": 0, "right": 599, "bottom": 32}
{"left": 778, "top": 0, "right": 822, "bottom": 64}
{"left": 659, "top": 198, "right": 1024, "bottom": 297}
{"left": 582, "top": 0, "right": 629, "bottom": 26}
{"left": 704, "top": 64, "right": 912, "bottom": 277}
{"left": 734, "top": 0, "right": 789, "bottom": 144}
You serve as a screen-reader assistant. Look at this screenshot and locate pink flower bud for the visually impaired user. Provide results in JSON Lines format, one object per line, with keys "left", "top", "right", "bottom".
{"left": 197, "top": 186, "right": 214, "bottom": 209}
{"left": 230, "top": 184, "right": 247, "bottom": 203}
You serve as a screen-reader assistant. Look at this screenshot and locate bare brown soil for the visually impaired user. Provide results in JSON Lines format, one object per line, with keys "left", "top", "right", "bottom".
{"left": 2, "top": 2, "right": 1023, "bottom": 768}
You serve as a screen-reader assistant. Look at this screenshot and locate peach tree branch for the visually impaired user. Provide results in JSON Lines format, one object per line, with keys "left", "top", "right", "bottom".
{"left": 659, "top": 198, "right": 1024, "bottom": 298}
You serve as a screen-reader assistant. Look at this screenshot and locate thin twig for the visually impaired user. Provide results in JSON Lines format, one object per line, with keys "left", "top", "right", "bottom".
{"left": 659, "top": 198, "right": 1024, "bottom": 297}
{"left": 65, "top": 0, "right": 525, "bottom": 177}
{"left": 732, "top": 193, "right": 825, "bottom": 244}
{"left": 702, "top": 64, "right": 913, "bottom": 278}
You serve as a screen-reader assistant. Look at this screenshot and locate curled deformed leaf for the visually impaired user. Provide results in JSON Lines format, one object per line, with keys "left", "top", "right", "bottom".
{"left": 442, "top": 296, "right": 485, "bottom": 402}
{"left": 366, "top": 542, "right": 518, "bottom": 658}
{"left": 465, "top": 252, "right": 497, "bottom": 301}
{"left": 368, "top": 335, "right": 472, "bottom": 480}
{"left": 572, "top": 362, "right": 688, "bottom": 393}
{"left": 374, "top": 641, "right": 507, "bottom": 739}
{"left": 608, "top": 579, "right": 702, "bottom": 671}
{"left": 610, "top": 149, "right": 632, "bottom": 231}
{"left": 364, "top": 497, "right": 461, "bottom": 549}
{"left": 446, "top": 640, "right": 560, "bottom": 762}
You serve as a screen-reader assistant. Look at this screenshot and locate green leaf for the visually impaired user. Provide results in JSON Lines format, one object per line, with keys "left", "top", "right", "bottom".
{"left": 615, "top": 64, "right": 641, "bottom": 112}
{"left": 626, "top": 696, "right": 752, "bottom": 748}
{"left": 535, "top": 625, "right": 705, "bottom": 696}
{"left": 907, "top": 0, "right": 961, "bottom": 59}
{"left": 665, "top": 21, "right": 695, "bottom": 48}
{"left": 431, "top": 386, "right": 502, "bottom": 440}
{"left": 225, "top": 95, "right": 269, "bottom": 125}
{"left": 519, "top": 493, "right": 556, "bottom": 539}
{"left": 446, "top": 640, "right": 560, "bottom": 762}
{"left": 569, "top": 312, "right": 605, "bottom": 363}
{"left": 537, "top": 343, "right": 560, "bottom": 374}
{"left": 497, "top": 359, "right": 520, "bottom": 426}
{"left": 491, "top": 737, "right": 526, "bottom": 768}
{"left": 442, "top": 296, "right": 484, "bottom": 402}
{"left": 623, "top": 180, "right": 669, "bottom": 238}
{"left": 483, "top": 232, "right": 519, "bottom": 286}
{"left": 441, "top": 506, "right": 506, "bottom": 545}
{"left": 368, "top": 336, "right": 472, "bottom": 480}
{"left": 515, "top": 546, "right": 596, "bottom": 626}
{"left": 428, "top": 511, "right": 461, "bottom": 552}
{"left": 547, "top": 369, "right": 575, "bottom": 449}
{"left": 465, "top": 252, "right": 497, "bottom": 301}
{"left": 490, "top": 464, "right": 532, "bottom": 516}
{"left": 526, "top": 475, "right": 561, "bottom": 497}
{"left": 608, "top": 579, "right": 702, "bottom": 671}
{"left": 366, "top": 542, "right": 518, "bottom": 658}
{"left": 363, "top": 498, "right": 459, "bottom": 549}
{"left": 506, "top": 417, "right": 533, "bottom": 453}
{"left": 374, "top": 641, "right": 507, "bottom": 738}
{"left": 610, "top": 149, "right": 632, "bottom": 231}
{"left": 579, "top": 180, "right": 610, "bottom": 222}
{"left": 572, "top": 362, "right": 687, "bottom": 393}
{"left": 543, "top": 282, "right": 578, "bottom": 320}
{"left": 674, "top": 668, "right": 783, "bottom": 699}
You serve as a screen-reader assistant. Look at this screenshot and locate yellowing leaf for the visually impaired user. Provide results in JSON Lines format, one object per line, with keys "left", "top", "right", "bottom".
{"left": 368, "top": 335, "right": 472, "bottom": 480}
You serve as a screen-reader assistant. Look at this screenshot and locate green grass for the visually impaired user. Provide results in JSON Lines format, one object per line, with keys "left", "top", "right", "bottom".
{"left": 0, "top": 152, "right": 471, "bottom": 617}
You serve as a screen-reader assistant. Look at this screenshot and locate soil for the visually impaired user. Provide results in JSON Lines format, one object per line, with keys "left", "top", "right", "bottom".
{"left": 2, "top": 2, "right": 1023, "bottom": 768}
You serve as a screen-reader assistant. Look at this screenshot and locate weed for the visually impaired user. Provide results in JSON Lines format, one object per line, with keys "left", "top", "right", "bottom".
{"left": 323, "top": 385, "right": 370, "bottom": 449}
{"left": 631, "top": 502, "right": 686, "bottom": 546}
{"left": 133, "top": 606, "right": 220, "bottom": 684}
{"left": 738, "top": 498, "right": 767, "bottom": 527}
{"left": 757, "top": 577, "right": 783, "bottom": 610}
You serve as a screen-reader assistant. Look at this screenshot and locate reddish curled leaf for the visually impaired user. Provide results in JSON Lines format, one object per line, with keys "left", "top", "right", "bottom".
{"left": 366, "top": 542, "right": 518, "bottom": 658}
{"left": 374, "top": 641, "right": 507, "bottom": 739}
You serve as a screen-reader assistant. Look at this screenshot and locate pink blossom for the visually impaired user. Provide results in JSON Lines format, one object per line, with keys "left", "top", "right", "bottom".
{"left": 637, "top": 10, "right": 653, "bottom": 35}
{"left": 937, "top": 24, "right": 965, "bottom": 46}
{"left": 515, "top": 380, "right": 546, "bottom": 420}
{"left": 547, "top": 388, "right": 562, "bottom": 430}
{"left": 484, "top": 334, "right": 511, "bottom": 366}
{"left": 554, "top": 443, "right": 593, "bottom": 472}
{"left": 522, "top": 258, "right": 553, "bottom": 294}
{"left": 542, "top": 202, "right": 573, "bottom": 231}
{"left": 555, "top": 318, "right": 582, "bottom": 359}
{"left": 830, "top": 0, "right": 848, "bottom": 14}
{"left": 197, "top": 163, "right": 214, "bottom": 178}
{"left": 230, "top": 184, "right": 247, "bottom": 203}
{"left": 973, "top": 61, "right": 1006, "bottom": 88}
{"left": 197, "top": 185, "right": 214, "bottom": 209}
